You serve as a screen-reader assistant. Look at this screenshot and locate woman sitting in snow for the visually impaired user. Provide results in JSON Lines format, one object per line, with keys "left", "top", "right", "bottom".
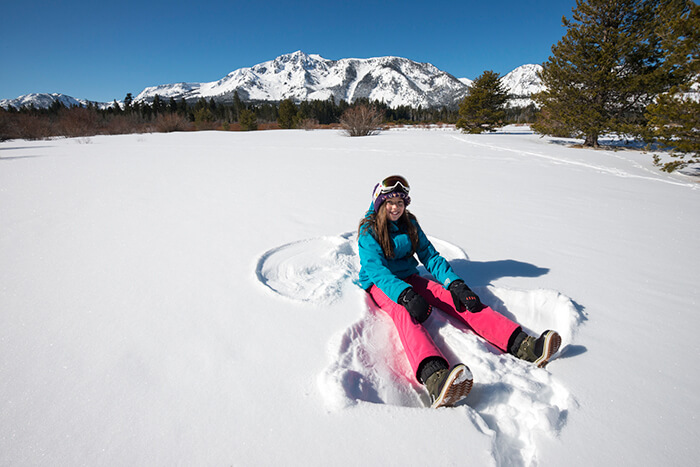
{"left": 357, "top": 175, "right": 561, "bottom": 408}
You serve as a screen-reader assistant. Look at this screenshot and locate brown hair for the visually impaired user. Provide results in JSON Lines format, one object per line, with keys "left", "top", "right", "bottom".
{"left": 358, "top": 202, "right": 419, "bottom": 259}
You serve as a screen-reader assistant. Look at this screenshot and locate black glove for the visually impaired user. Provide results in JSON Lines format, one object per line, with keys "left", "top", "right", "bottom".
{"left": 398, "top": 287, "right": 432, "bottom": 323}
{"left": 449, "top": 280, "right": 483, "bottom": 313}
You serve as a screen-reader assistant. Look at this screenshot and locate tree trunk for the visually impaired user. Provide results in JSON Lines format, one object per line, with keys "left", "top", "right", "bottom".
{"left": 584, "top": 133, "right": 599, "bottom": 147}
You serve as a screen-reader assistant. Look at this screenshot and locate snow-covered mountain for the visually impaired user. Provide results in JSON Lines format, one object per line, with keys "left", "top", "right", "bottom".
{"left": 134, "top": 51, "right": 470, "bottom": 108}
{"left": 455, "top": 64, "right": 544, "bottom": 108}
{"left": 1, "top": 53, "right": 546, "bottom": 110}
{"left": 501, "top": 64, "right": 544, "bottom": 107}
{"left": 458, "top": 77, "right": 474, "bottom": 87}
{"left": 501, "top": 64, "right": 544, "bottom": 96}
{"left": 0, "top": 93, "right": 91, "bottom": 110}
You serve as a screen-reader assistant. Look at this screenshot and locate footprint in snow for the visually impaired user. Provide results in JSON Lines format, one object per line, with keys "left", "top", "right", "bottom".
{"left": 256, "top": 233, "right": 585, "bottom": 467}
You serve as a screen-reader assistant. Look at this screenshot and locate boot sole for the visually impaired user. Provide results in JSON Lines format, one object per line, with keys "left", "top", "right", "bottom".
{"left": 430, "top": 364, "right": 473, "bottom": 409}
{"left": 535, "top": 331, "right": 562, "bottom": 368}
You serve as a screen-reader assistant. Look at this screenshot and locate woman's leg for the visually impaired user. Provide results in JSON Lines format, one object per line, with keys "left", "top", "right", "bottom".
{"left": 367, "top": 285, "right": 447, "bottom": 382}
{"left": 406, "top": 275, "right": 520, "bottom": 352}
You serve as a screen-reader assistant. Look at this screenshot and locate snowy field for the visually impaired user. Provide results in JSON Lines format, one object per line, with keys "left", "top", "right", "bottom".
{"left": 1, "top": 126, "right": 698, "bottom": 466}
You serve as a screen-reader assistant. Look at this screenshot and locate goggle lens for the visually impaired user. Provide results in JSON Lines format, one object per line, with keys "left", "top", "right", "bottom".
{"left": 380, "top": 175, "right": 410, "bottom": 194}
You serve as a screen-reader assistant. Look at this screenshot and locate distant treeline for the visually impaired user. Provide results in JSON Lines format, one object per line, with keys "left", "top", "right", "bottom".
{"left": 0, "top": 91, "right": 538, "bottom": 141}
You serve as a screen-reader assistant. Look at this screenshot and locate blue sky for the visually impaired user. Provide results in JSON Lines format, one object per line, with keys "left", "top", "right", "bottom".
{"left": 1, "top": 0, "right": 578, "bottom": 103}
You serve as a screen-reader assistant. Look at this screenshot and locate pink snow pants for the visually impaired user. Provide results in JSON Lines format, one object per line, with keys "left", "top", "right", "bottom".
{"left": 367, "top": 275, "right": 520, "bottom": 383}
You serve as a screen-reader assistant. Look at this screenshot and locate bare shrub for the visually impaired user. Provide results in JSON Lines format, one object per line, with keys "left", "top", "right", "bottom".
{"left": 12, "top": 113, "right": 55, "bottom": 140}
{"left": 0, "top": 111, "right": 19, "bottom": 141}
{"left": 257, "top": 122, "right": 279, "bottom": 131}
{"left": 103, "top": 114, "right": 144, "bottom": 135}
{"left": 58, "top": 107, "right": 100, "bottom": 137}
{"left": 155, "top": 113, "right": 191, "bottom": 133}
{"left": 340, "top": 104, "right": 383, "bottom": 136}
{"left": 299, "top": 118, "right": 319, "bottom": 130}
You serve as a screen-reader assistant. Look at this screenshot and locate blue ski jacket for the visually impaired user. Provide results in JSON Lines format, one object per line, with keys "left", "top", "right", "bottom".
{"left": 358, "top": 207, "right": 461, "bottom": 303}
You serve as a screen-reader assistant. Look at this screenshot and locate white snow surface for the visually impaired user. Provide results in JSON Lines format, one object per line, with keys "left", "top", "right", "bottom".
{"left": 1, "top": 127, "right": 699, "bottom": 466}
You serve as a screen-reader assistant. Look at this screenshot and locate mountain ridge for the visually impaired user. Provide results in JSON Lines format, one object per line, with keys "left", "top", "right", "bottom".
{"left": 1, "top": 51, "right": 543, "bottom": 110}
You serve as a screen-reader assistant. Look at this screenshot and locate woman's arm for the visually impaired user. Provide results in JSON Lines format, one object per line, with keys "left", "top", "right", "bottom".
{"left": 413, "top": 221, "right": 461, "bottom": 289}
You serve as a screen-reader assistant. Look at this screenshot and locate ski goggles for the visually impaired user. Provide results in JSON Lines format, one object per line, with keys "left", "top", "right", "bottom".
{"left": 377, "top": 175, "right": 410, "bottom": 194}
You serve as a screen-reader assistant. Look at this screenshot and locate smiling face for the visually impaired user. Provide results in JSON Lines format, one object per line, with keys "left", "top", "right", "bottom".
{"left": 383, "top": 197, "right": 405, "bottom": 222}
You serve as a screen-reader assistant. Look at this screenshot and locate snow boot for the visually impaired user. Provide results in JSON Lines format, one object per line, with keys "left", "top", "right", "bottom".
{"left": 514, "top": 330, "right": 562, "bottom": 368}
{"left": 425, "top": 364, "right": 473, "bottom": 409}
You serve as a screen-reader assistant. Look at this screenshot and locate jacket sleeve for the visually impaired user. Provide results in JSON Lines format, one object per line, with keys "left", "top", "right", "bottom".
{"left": 358, "top": 228, "right": 411, "bottom": 303}
{"left": 414, "top": 221, "right": 461, "bottom": 289}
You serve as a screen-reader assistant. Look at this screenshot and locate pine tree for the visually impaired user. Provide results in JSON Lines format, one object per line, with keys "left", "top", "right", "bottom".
{"left": 124, "top": 93, "right": 133, "bottom": 113}
{"left": 152, "top": 94, "right": 164, "bottom": 115}
{"left": 167, "top": 97, "right": 177, "bottom": 114}
{"left": 239, "top": 108, "right": 258, "bottom": 131}
{"left": 456, "top": 70, "right": 508, "bottom": 133}
{"left": 533, "top": 0, "right": 688, "bottom": 147}
{"left": 193, "top": 98, "right": 215, "bottom": 129}
{"left": 194, "top": 107, "right": 215, "bottom": 125}
{"left": 177, "top": 99, "right": 188, "bottom": 117}
{"left": 278, "top": 98, "right": 297, "bottom": 129}
{"left": 644, "top": 1, "right": 699, "bottom": 171}
{"left": 233, "top": 91, "right": 243, "bottom": 122}
{"left": 646, "top": 91, "right": 700, "bottom": 171}
{"left": 655, "top": 0, "right": 698, "bottom": 83}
